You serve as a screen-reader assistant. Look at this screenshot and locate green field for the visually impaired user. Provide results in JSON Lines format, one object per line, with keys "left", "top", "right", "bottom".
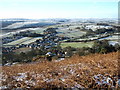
{"left": 21, "top": 37, "right": 42, "bottom": 44}
{"left": 61, "top": 42, "right": 94, "bottom": 48}
{"left": 13, "top": 47, "right": 32, "bottom": 54}
{"left": 3, "top": 37, "right": 32, "bottom": 46}
{"left": 31, "top": 28, "right": 45, "bottom": 34}
{"left": 3, "top": 37, "right": 42, "bottom": 46}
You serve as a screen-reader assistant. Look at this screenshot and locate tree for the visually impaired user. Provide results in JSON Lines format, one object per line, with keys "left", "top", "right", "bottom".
{"left": 92, "top": 40, "right": 116, "bottom": 54}
{"left": 19, "top": 52, "right": 27, "bottom": 62}
{"left": 114, "top": 43, "right": 120, "bottom": 51}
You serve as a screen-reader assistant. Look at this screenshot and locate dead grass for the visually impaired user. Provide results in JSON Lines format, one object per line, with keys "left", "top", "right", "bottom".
{"left": 1, "top": 51, "right": 119, "bottom": 89}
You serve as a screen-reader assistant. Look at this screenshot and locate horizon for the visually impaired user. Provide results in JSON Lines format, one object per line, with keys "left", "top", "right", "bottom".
{"left": 0, "top": 17, "right": 118, "bottom": 20}
{"left": 0, "top": 0, "right": 118, "bottom": 19}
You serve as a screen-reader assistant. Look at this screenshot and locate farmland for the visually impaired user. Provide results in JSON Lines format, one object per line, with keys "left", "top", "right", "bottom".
{"left": 21, "top": 37, "right": 42, "bottom": 44}
{"left": 13, "top": 47, "right": 32, "bottom": 54}
{"left": 98, "top": 35, "right": 119, "bottom": 41}
{"left": 2, "top": 19, "right": 119, "bottom": 48}
{"left": 3, "top": 37, "right": 32, "bottom": 46}
{"left": 3, "top": 37, "right": 42, "bottom": 46}
{"left": 56, "top": 25, "right": 86, "bottom": 38}
{"left": 2, "top": 18, "right": 120, "bottom": 61}
{"left": 61, "top": 42, "right": 94, "bottom": 48}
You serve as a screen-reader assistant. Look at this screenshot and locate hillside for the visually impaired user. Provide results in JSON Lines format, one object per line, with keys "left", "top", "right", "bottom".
{"left": 1, "top": 52, "right": 119, "bottom": 89}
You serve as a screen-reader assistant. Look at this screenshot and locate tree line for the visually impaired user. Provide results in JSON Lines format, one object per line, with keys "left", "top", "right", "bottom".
{"left": 2, "top": 40, "right": 120, "bottom": 65}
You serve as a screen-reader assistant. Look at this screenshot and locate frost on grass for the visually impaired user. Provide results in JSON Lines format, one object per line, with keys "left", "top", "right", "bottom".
{"left": 1, "top": 52, "right": 119, "bottom": 89}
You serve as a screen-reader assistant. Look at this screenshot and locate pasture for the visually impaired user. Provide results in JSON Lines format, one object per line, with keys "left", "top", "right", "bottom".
{"left": 61, "top": 42, "right": 94, "bottom": 48}
{"left": 13, "top": 47, "right": 32, "bottom": 54}
{"left": 3, "top": 37, "right": 32, "bottom": 46}
{"left": 3, "top": 37, "right": 42, "bottom": 46}
{"left": 21, "top": 37, "right": 42, "bottom": 44}
{"left": 56, "top": 26, "right": 86, "bottom": 38}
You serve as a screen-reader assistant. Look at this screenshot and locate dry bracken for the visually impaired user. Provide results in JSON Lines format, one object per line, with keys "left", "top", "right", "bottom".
{"left": 1, "top": 51, "right": 119, "bottom": 89}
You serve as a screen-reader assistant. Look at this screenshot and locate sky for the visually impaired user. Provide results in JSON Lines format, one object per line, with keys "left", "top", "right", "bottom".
{"left": 0, "top": 0, "right": 119, "bottom": 19}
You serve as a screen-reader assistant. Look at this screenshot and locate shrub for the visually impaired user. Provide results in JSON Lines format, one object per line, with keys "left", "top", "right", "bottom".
{"left": 92, "top": 40, "right": 116, "bottom": 54}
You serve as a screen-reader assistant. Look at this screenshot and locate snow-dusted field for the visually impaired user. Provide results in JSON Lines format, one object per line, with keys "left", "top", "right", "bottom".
{"left": 3, "top": 37, "right": 32, "bottom": 46}
{"left": 21, "top": 37, "right": 42, "bottom": 44}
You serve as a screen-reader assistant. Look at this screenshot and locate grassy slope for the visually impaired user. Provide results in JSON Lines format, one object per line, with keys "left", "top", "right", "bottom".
{"left": 1, "top": 52, "right": 119, "bottom": 88}
{"left": 61, "top": 42, "right": 94, "bottom": 48}
{"left": 3, "top": 37, "right": 32, "bottom": 46}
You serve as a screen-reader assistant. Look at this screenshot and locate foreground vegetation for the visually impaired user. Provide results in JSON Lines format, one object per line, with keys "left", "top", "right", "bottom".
{"left": 1, "top": 51, "right": 119, "bottom": 89}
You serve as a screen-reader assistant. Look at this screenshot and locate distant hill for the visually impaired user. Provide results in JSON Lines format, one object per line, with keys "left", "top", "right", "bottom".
{"left": 2, "top": 20, "right": 57, "bottom": 30}
{"left": 1, "top": 21, "right": 25, "bottom": 28}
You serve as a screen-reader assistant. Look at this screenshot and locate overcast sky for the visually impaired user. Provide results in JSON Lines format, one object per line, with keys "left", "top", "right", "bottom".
{"left": 0, "top": 0, "right": 119, "bottom": 19}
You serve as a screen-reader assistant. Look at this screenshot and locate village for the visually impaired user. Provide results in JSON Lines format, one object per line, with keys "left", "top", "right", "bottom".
{"left": 1, "top": 19, "right": 120, "bottom": 66}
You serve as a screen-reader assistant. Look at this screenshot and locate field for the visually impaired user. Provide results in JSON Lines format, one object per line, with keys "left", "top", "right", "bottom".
{"left": 56, "top": 25, "right": 86, "bottom": 38}
{"left": 61, "top": 42, "right": 94, "bottom": 48}
{"left": 3, "top": 37, "right": 42, "bottom": 46}
{"left": 13, "top": 47, "right": 32, "bottom": 54}
{"left": 21, "top": 37, "right": 42, "bottom": 44}
{"left": 1, "top": 52, "right": 119, "bottom": 89}
{"left": 3, "top": 37, "right": 32, "bottom": 46}
{"left": 30, "top": 27, "right": 46, "bottom": 34}
{"left": 99, "top": 35, "right": 119, "bottom": 41}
